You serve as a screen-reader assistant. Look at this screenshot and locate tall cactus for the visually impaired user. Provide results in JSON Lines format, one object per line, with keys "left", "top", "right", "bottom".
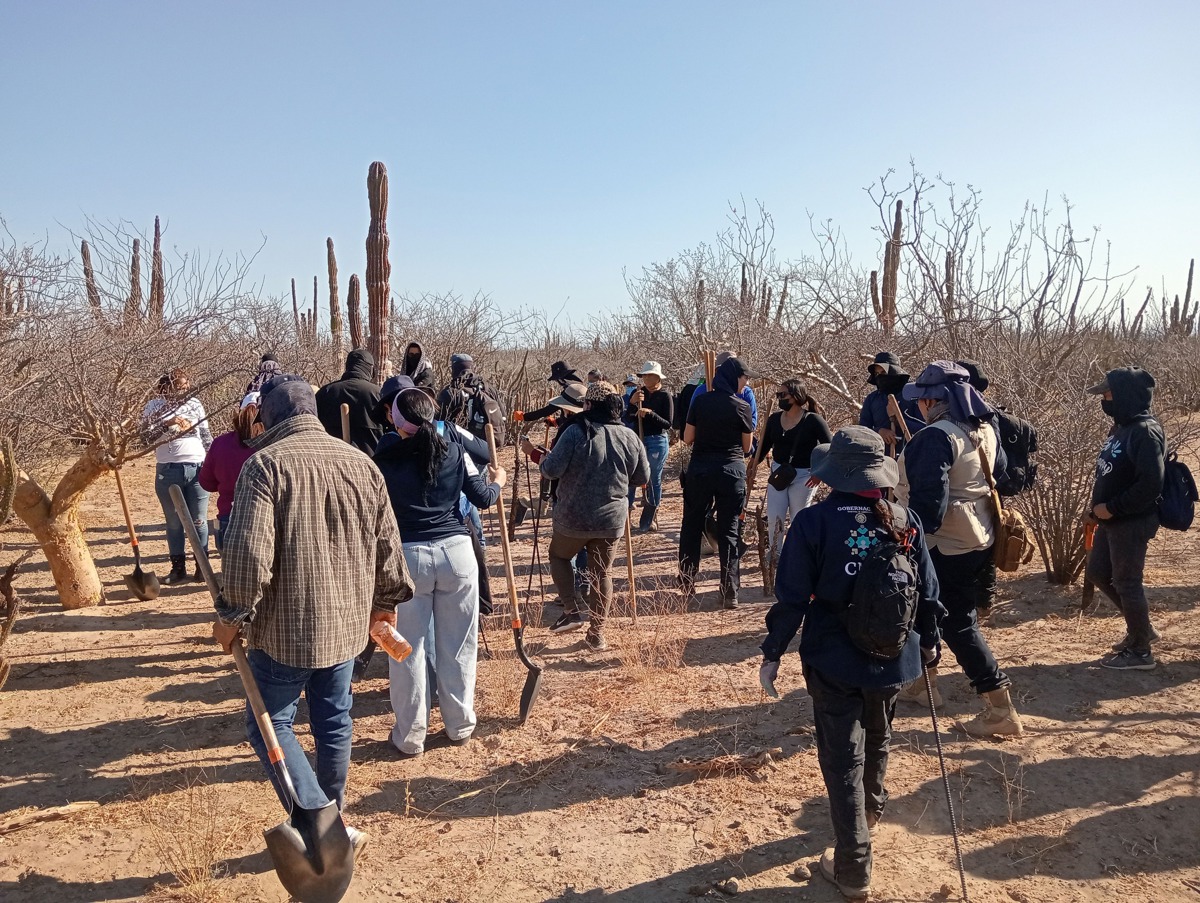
{"left": 0, "top": 274, "right": 9, "bottom": 317}
{"left": 327, "top": 238, "right": 343, "bottom": 362}
{"left": 365, "top": 161, "right": 392, "bottom": 382}
{"left": 147, "top": 216, "right": 165, "bottom": 325}
{"left": 347, "top": 274, "right": 363, "bottom": 350}
{"left": 80, "top": 240, "right": 105, "bottom": 326}
{"left": 0, "top": 436, "right": 15, "bottom": 526}
{"left": 876, "top": 200, "right": 902, "bottom": 335}
{"left": 312, "top": 275, "right": 319, "bottom": 342}
{"left": 291, "top": 277, "right": 301, "bottom": 335}
{"left": 125, "top": 238, "right": 142, "bottom": 324}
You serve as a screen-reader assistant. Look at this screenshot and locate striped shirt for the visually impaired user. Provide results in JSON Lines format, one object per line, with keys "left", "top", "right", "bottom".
{"left": 216, "top": 415, "right": 414, "bottom": 669}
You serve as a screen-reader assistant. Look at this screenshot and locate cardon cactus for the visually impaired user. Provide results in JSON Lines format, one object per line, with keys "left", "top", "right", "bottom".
{"left": 312, "top": 275, "right": 319, "bottom": 341}
{"left": 148, "top": 216, "right": 165, "bottom": 324}
{"left": 291, "top": 277, "right": 301, "bottom": 334}
{"left": 347, "top": 274, "right": 363, "bottom": 350}
{"left": 0, "top": 436, "right": 16, "bottom": 525}
{"left": 126, "top": 238, "right": 142, "bottom": 323}
{"left": 80, "top": 240, "right": 104, "bottom": 326}
{"left": 327, "top": 238, "right": 343, "bottom": 361}
{"left": 365, "top": 161, "right": 391, "bottom": 382}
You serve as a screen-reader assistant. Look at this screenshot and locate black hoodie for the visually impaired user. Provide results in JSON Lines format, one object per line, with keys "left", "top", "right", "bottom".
{"left": 686, "top": 357, "right": 754, "bottom": 471}
{"left": 1091, "top": 367, "right": 1166, "bottom": 519}
{"left": 315, "top": 349, "right": 385, "bottom": 454}
{"left": 401, "top": 341, "right": 435, "bottom": 389}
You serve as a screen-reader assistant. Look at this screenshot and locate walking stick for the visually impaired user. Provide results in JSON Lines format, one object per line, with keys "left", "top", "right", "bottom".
{"left": 624, "top": 510, "right": 637, "bottom": 624}
{"left": 925, "top": 663, "right": 971, "bottom": 902}
{"left": 486, "top": 424, "right": 543, "bottom": 724}
{"left": 339, "top": 403, "right": 351, "bottom": 444}
{"left": 1081, "top": 523, "right": 1097, "bottom": 612}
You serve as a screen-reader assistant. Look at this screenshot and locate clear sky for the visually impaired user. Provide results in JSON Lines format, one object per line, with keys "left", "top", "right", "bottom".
{"left": 2, "top": 1, "right": 1197, "bottom": 321}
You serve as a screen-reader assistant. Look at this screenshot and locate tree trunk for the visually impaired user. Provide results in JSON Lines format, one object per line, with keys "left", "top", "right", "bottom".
{"left": 12, "top": 446, "right": 108, "bottom": 610}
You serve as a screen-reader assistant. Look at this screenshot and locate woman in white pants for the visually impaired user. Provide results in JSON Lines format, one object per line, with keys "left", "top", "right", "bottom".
{"left": 750, "top": 379, "right": 833, "bottom": 560}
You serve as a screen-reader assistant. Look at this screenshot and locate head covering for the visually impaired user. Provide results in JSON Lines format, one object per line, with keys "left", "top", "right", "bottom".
{"left": 623, "top": 374, "right": 638, "bottom": 387}
{"left": 260, "top": 372, "right": 309, "bottom": 398}
{"left": 240, "top": 392, "right": 260, "bottom": 410}
{"left": 715, "top": 351, "right": 733, "bottom": 366}
{"left": 390, "top": 388, "right": 427, "bottom": 437}
{"left": 867, "top": 351, "right": 910, "bottom": 393}
{"left": 259, "top": 379, "right": 318, "bottom": 430}
{"left": 549, "top": 381, "right": 587, "bottom": 413}
{"left": 1090, "top": 367, "right": 1155, "bottom": 423}
{"left": 585, "top": 380, "right": 619, "bottom": 402}
{"left": 341, "top": 348, "right": 375, "bottom": 382}
{"left": 548, "top": 360, "right": 582, "bottom": 384}
{"left": 902, "top": 361, "right": 993, "bottom": 422}
{"left": 377, "top": 374, "right": 416, "bottom": 422}
{"left": 450, "top": 353, "right": 474, "bottom": 379}
{"left": 261, "top": 352, "right": 278, "bottom": 363}
{"left": 637, "top": 360, "right": 664, "bottom": 378}
{"left": 809, "top": 426, "right": 899, "bottom": 492}
{"left": 956, "top": 360, "right": 990, "bottom": 393}
{"left": 587, "top": 368, "right": 604, "bottom": 382}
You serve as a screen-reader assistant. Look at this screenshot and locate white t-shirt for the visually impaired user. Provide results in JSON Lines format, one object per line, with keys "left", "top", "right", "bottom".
{"left": 142, "top": 396, "right": 212, "bottom": 464}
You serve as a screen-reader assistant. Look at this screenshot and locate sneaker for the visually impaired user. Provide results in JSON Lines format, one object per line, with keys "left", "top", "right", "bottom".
{"left": 346, "top": 826, "right": 369, "bottom": 862}
{"left": 550, "top": 611, "right": 587, "bottom": 634}
{"left": 448, "top": 733, "right": 473, "bottom": 748}
{"left": 721, "top": 596, "right": 739, "bottom": 610}
{"left": 1111, "top": 627, "right": 1162, "bottom": 652}
{"left": 584, "top": 630, "right": 608, "bottom": 652}
{"left": 865, "top": 810, "right": 882, "bottom": 836}
{"left": 818, "top": 848, "right": 870, "bottom": 901}
{"left": 1101, "top": 648, "right": 1157, "bottom": 671}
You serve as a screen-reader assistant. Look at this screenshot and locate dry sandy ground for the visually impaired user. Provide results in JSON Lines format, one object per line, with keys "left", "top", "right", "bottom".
{"left": 1, "top": 453, "right": 1199, "bottom": 903}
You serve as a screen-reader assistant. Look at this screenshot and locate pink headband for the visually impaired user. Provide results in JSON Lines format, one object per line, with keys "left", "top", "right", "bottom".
{"left": 391, "top": 389, "right": 426, "bottom": 437}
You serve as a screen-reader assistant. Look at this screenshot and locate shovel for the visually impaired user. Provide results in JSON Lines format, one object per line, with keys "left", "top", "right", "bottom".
{"left": 339, "top": 403, "right": 351, "bottom": 444}
{"left": 485, "top": 424, "right": 543, "bottom": 724}
{"left": 1081, "top": 522, "right": 1097, "bottom": 612}
{"left": 168, "top": 485, "right": 354, "bottom": 903}
{"left": 114, "top": 468, "right": 159, "bottom": 600}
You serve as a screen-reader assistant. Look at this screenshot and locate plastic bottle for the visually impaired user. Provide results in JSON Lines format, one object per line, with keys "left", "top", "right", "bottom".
{"left": 370, "top": 620, "right": 413, "bottom": 663}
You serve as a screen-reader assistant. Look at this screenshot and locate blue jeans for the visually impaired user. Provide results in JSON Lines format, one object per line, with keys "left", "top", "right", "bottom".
{"left": 390, "top": 535, "right": 479, "bottom": 754}
{"left": 214, "top": 514, "right": 230, "bottom": 553}
{"left": 461, "top": 498, "right": 484, "bottom": 549}
{"left": 627, "top": 433, "right": 669, "bottom": 511}
{"left": 154, "top": 462, "right": 209, "bottom": 557}
{"left": 244, "top": 649, "right": 354, "bottom": 811}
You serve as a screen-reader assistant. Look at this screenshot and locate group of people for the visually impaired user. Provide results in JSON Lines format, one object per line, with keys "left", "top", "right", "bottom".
{"left": 136, "top": 344, "right": 1169, "bottom": 898}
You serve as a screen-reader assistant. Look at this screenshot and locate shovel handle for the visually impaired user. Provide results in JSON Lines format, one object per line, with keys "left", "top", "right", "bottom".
{"left": 113, "top": 468, "right": 140, "bottom": 548}
{"left": 168, "top": 484, "right": 298, "bottom": 807}
{"left": 486, "top": 425, "right": 524, "bottom": 629}
{"left": 339, "top": 403, "right": 351, "bottom": 444}
{"left": 624, "top": 512, "right": 637, "bottom": 625}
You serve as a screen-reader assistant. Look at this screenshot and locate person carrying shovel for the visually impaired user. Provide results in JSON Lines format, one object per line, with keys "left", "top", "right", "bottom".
{"left": 213, "top": 376, "right": 414, "bottom": 860}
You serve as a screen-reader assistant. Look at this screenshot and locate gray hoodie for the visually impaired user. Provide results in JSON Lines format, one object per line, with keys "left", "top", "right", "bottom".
{"left": 540, "top": 420, "right": 649, "bottom": 538}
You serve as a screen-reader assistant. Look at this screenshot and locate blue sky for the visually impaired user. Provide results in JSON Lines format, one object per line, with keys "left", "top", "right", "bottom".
{"left": 2, "top": 1, "right": 1197, "bottom": 320}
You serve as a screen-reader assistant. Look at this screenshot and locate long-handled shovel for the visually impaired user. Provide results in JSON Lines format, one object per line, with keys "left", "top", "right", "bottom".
{"left": 624, "top": 511, "right": 638, "bottom": 625}
{"left": 168, "top": 485, "right": 354, "bottom": 903}
{"left": 485, "top": 424, "right": 543, "bottom": 724}
{"left": 114, "top": 468, "right": 159, "bottom": 600}
{"left": 1081, "top": 523, "right": 1097, "bottom": 612}
{"left": 339, "top": 403, "right": 351, "bottom": 444}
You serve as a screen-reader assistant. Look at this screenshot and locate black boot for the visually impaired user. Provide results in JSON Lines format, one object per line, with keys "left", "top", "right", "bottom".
{"left": 191, "top": 550, "right": 209, "bottom": 582}
{"left": 162, "top": 555, "right": 188, "bottom": 586}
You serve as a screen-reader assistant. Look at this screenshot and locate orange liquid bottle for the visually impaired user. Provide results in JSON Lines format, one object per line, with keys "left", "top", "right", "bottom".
{"left": 370, "top": 621, "right": 413, "bottom": 663}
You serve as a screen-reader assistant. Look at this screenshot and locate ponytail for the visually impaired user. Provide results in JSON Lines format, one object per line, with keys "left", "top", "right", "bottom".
{"left": 871, "top": 498, "right": 906, "bottom": 543}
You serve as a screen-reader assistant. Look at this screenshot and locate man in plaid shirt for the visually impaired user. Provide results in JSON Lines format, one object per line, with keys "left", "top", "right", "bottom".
{"left": 213, "top": 377, "right": 413, "bottom": 850}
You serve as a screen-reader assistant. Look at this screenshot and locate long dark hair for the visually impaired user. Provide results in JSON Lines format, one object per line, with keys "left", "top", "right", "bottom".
{"left": 157, "top": 367, "right": 189, "bottom": 399}
{"left": 780, "top": 378, "right": 824, "bottom": 416}
{"left": 394, "top": 388, "right": 447, "bottom": 486}
{"left": 232, "top": 404, "right": 263, "bottom": 445}
{"left": 871, "top": 498, "right": 906, "bottom": 543}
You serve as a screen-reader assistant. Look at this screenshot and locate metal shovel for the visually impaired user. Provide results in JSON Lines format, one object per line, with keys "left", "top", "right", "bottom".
{"left": 114, "top": 468, "right": 159, "bottom": 600}
{"left": 168, "top": 485, "right": 354, "bottom": 903}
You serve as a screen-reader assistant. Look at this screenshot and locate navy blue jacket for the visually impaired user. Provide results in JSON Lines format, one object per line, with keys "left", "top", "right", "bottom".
{"left": 901, "top": 419, "right": 1007, "bottom": 536}
{"left": 762, "top": 491, "right": 944, "bottom": 689}
{"left": 859, "top": 390, "right": 925, "bottom": 448}
{"left": 373, "top": 433, "right": 499, "bottom": 543}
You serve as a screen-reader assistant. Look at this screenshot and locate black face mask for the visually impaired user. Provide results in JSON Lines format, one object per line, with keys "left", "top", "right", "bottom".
{"left": 867, "top": 372, "right": 880, "bottom": 386}
{"left": 777, "top": 398, "right": 794, "bottom": 411}
{"left": 1101, "top": 398, "right": 1117, "bottom": 418}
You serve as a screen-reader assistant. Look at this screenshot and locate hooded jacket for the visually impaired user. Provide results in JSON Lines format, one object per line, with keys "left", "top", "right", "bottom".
{"left": 686, "top": 357, "right": 754, "bottom": 472}
{"left": 1091, "top": 367, "right": 1166, "bottom": 518}
{"left": 859, "top": 352, "right": 923, "bottom": 441}
{"left": 401, "top": 341, "right": 435, "bottom": 389}
{"left": 315, "top": 349, "right": 385, "bottom": 454}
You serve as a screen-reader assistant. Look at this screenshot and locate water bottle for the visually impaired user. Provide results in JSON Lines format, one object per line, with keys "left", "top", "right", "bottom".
{"left": 369, "top": 620, "right": 413, "bottom": 663}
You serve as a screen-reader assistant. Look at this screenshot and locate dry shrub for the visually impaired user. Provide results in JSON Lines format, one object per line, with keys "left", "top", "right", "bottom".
{"left": 617, "top": 581, "right": 691, "bottom": 680}
{"left": 136, "top": 771, "right": 249, "bottom": 903}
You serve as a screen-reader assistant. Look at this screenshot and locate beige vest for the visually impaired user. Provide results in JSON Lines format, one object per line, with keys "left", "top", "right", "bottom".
{"left": 896, "top": 419, "right": 998, "bottom": 555}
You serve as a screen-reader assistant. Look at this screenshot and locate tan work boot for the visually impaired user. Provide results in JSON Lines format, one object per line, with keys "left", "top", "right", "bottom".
{"left": 897, "top": 668, "right": 942, "bottom": 709}
{"left": 957, "top": 687, "right": 1023, "bottom": 738}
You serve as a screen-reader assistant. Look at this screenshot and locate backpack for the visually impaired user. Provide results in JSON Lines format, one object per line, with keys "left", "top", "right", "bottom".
{"left": 1159, "top": 450, "right": 1198, "bottom": 531}
{"left": 994, "top": 409, "right": 1039, "bottom": 497}
{"left": 838, "top": 503, "right": 920, "bottom": 661}
{"left": 446, "top": 374, "right": 506, "bottom": 445}
{"left": 673, "top": 382, "right": 700, "bottom": 433}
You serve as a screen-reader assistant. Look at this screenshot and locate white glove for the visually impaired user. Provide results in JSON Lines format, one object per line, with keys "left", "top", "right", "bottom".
{"left": 759, "top": 659, "right": 780, "bottom": 698}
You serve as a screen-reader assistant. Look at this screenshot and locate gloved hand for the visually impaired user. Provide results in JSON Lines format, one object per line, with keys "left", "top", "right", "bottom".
{"left": 759, "top": 659, "right": 780, "bottom": 698}
{"left": 513, "top": 411, "right": 525, "bottom": 422}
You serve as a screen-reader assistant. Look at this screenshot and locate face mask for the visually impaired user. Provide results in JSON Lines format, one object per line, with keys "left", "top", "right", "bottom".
{"left": 1101, "top": 398, "right": 1117, "bottom": 418}
{"left": 867, "top": 373, "right": 880, "bottom": 386}
{"left": 777, "top": 398, "right": 794, "bottom": 411}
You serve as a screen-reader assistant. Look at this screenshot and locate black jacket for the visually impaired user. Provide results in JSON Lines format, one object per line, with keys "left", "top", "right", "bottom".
{"left": 626, "top": 388, "right": 674, "bottom": 437}
{"left": 1091, "top": 367, "right": 1166, "bottom": 518}
{"left": 401, "top": 341, "right": 436, "bottom": 389}
{"left": 316, "top": 349, "right": 385, "bottom": 455}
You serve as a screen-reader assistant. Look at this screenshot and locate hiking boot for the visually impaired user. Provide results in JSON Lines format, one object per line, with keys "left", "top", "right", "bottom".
{"left": 1111, "top": 627, "right": 1162, "bottom": 652}
{"left": 675, "top": 573, "right": 696, "bottom": 600}
{"left": 550, "top": 611, "right": 587, "bottom": 634}
{"left": 957, "top": 687, "right": 1024, "bottom": 738}
{"left": 818, "top": 848, "right": 869, "bottom": 901}
{"left": 898, "top": 668, "right": 942, "bottom": 709}
{"left": 346, "top": 826, "right": 369, "bottom": 862}
{"left": 584, "top": 629, "right": 608, "bottom": 652}
{"left": 162, "top": 555, "right": 189, "bottom": 586}
{"left": 721, "top": 595, "right": 739, "bottom": 610}
{"left": 190, "top": 551, "right": 209, "bottom": 582}
{"left": 1101, "top": 648, "right": 1157, "bottom": 671}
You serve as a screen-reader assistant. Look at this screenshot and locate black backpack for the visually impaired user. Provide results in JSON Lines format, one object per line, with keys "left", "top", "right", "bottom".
{"left": 837, "top": 504, "right": 920, "bottom": 661}
{"left": 1159, "top": 450, "right": 1198, "bottom": 531}
{"left": 673, "top": 382, "right": 700, "bottom": 433}
{"left": 994, "top": 409, "right": 1039, "bottom": 497}
{"left": 446, "top": 375, "right": 506, "bottom": 446}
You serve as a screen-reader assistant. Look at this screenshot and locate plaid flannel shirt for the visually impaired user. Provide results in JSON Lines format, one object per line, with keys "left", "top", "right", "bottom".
{"left": 216, "top": 414, "right": 413, "bottom": 669}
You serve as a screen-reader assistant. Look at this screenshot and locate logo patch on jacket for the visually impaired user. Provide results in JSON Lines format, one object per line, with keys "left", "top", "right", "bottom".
{"left": 845, "top": 526, "right": 881, "bottom": 559}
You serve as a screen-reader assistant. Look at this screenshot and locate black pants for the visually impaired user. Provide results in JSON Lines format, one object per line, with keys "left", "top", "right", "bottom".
{"left": 804, "top": 663, "right": 897, "bottom": 888}
{"left": 930, "top": 547, "right": 1009, "bottom": 694}
{"left": 678, "top": 464, "right": 745, "bottom": 601}
{"left": 1086, "top": 512, "right": 1158, "bottom": 653}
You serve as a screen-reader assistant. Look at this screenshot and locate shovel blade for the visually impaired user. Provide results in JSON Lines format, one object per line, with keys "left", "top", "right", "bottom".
{"left": 518, "top": 668, "right": 543, "bottom": 725}
{"left": 263, "top": 801, "right": 354, "bottom": 903}
{"left": 124, "top": 568, "right": 160, "bottom": 601}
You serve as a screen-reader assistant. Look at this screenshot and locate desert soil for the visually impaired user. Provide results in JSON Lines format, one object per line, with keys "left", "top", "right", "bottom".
{"left": 1, "top": 451, "right": 1199, "bottom": 903}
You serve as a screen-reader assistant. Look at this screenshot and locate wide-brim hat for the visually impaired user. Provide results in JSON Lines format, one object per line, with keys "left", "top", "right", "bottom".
{"left": 637, "top": 360, "right": 664, "bottom": 378}
{"left": 549, "top": 381, "right": 587, "bottom": 413}
{"left": 809, "top": 426, "right": 898, "bottom": 492}
{"left": 623, "top": 374, "right": 638, "bottom": 387}
{"left": 902, "top": 360, "right": 970, "bottom": 401}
